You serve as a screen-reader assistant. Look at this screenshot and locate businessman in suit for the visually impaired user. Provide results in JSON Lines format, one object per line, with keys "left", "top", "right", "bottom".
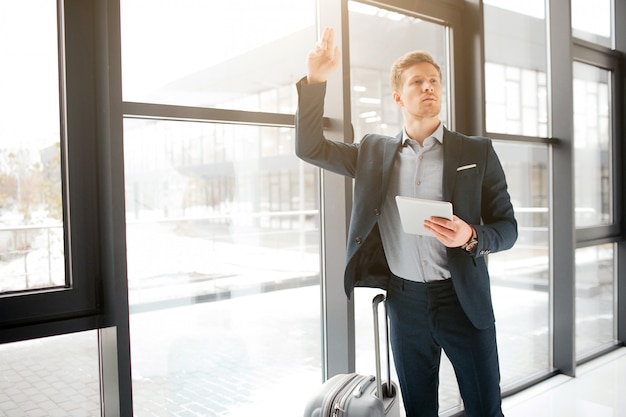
{"left": 295, "top": 28, "right": 517, "bottom": 417}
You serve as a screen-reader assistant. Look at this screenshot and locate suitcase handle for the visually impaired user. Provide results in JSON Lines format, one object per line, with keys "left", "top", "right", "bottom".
{"left": 372, "top": 294, "right": 393, "bottom": 400}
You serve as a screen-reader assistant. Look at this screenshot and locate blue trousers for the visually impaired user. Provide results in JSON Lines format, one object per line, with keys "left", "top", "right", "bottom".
{"left": 386, "top": 275, "right": 504, "bottom": 417}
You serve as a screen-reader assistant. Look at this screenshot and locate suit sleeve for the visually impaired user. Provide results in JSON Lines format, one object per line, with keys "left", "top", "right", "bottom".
{"left": 295, "top": 78, "right": 358, "bottom": 178}
{"left": 473, "top": 140, "right": 518, "bottom": 257}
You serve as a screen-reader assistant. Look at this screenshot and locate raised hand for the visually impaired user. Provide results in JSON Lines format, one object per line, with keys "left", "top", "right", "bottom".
{"left": 306, "top": 27, "right": 341, "bottom": 84}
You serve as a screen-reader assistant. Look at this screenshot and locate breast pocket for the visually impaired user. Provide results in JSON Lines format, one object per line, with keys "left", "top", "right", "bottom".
{"left": 456, "top": 166, "right": 479, "bottom": 182}
{"left": 452, "top": 166, "right": 482, "bottom": 218}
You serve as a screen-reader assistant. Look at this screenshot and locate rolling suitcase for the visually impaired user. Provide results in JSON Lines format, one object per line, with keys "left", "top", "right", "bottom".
{"left": 303, "top": 294, "right": 400, "bottom": 417}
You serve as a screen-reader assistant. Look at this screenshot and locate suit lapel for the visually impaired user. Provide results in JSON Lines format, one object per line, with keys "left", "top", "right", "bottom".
{"left": 443, "top": 128, "right": 463, "bottom": 201}
{"left": 382, "top": 133, "right": 403, "bottom": 197}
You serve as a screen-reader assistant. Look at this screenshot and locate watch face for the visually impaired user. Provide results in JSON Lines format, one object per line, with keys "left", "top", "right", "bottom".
{"left": 465, "top": 239, "right": 478, "bottom": 252}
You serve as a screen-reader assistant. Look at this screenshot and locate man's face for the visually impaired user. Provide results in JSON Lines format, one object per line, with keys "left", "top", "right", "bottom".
{"left": 393, "top": 62, "right": 442, "bottom": 120}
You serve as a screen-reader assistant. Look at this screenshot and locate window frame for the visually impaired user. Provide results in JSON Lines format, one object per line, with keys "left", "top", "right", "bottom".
{"left": 571, "top": 42, "right": 622, "bottom": 246}
{"left": 0, "top": 1, "right": 132, "bottom": 415}
{"left": 0, "top": 0, "right": 106, "bottom": 338}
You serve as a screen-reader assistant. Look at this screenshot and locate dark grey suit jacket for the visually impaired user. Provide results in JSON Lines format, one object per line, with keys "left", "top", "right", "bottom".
{"left": 295, "top": 79, "right": 517, "bottom": 329}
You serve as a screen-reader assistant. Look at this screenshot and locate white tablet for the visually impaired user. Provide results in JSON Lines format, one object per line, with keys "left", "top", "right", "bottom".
{"left": 395, "top": 196, "right": 453, "bottom": 236}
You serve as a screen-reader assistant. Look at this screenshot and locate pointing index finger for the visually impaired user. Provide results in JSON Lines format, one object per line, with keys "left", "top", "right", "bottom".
{"left": 320, "top": 27, "right": 334, "bottom": 51}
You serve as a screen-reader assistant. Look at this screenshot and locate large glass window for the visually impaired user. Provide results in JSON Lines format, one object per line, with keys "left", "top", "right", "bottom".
{"left": 572, "top": 62, "right": 613, "bottom": 228}
{"left": 572, "top": 59, "right": 617, "bottom": 361}
{"left": 120, "top": 0, "right": 315, "bottom": 112}
{"left": 490, "top": 142, "right": 551, "bottom": 386}
{"left": 483, "top": 0, "right": 548, "bottom": 137}
{"left": 0, "top": 1, "right": 65, "bottom": 294}
{"left": 575, "top": 243, "right": 616, "bottom": 358}
{"left": 121, "top": 0, "right": 322, "bottom": 413}
{"left": 124, "top": 120, "right": 321, "bottom": 416}
{"left": 483, "top": 0, "right": 553, "bottom": 390}
{"left": 1, "top": 1, "right": 129, "bottom": 412}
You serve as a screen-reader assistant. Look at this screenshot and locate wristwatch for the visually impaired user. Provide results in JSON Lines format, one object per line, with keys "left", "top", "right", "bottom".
{"left": 461, "top": 227, "right": 478, "bottom": 253}
{"left": 462, "top": 238, "right": 478, "bottom": 253}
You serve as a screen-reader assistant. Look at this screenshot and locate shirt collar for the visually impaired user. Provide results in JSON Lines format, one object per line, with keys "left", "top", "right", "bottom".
{"left": 402, "top": 122, "right": 444, "bottom": 146}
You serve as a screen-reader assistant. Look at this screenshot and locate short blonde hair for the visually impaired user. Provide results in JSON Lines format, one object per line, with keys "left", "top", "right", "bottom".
{"left": 390, "top": 51, "right": 442, "bottom": 92}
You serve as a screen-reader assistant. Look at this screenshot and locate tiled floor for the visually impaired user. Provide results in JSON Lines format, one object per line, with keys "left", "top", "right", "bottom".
{"left": 502, "top": 347, "right": 626, "bottom": 417}
{"left": 0, "top": 332, "right": 101, "bottom": 417}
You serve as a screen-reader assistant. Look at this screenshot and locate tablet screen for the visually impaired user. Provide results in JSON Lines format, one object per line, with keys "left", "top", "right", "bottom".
{"left": 395, "top": 196, "right": 453, "bottom": 236}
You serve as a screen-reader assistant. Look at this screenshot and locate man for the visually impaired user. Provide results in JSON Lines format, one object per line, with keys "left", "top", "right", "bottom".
{"left": 296, "top": 27, "right": 517, "bottom": 417}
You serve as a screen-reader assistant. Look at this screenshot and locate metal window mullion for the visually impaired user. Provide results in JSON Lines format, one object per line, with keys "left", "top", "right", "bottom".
{"left": 318, "top": 0, "right": 355, "bottom": 381}
{"left": 547, "top": 0, "right": 576, "bottom": 377}
{"left": 614, "top": 0, "right": 626, "bottom": 346}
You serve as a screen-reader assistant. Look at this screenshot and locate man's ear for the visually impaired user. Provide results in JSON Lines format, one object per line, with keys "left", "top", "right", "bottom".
{"left": 392, "top": 91, "right": 402, "bottom": 107}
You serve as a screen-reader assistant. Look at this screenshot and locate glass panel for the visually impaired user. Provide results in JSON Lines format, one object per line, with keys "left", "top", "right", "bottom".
{"left": 576, "top": 244, "right": 616, "bottom": 358}
{"left": 120, "top": 0, "right": 315, "bottom": 112}
{"left": 0, "top": 331, "right": 100, "bottom": 415}
{"left": 124, "top": 119, "right": 321, "bottom": 417}
{"left": 573, "top": 62, "right": 612, "bottom": 228}
{"left": 484, "top": 0, "right": 545, "bottom": 19}
{"left": 348, "top": 1, "right": 449, "bottom": 141}
{"left": 484, "top": 0, "right": 548, "bottom": 136}
{"left": 0, "top": 2, "right": 66, "bottom": 294}
{"left": 347, "top": 2, "right": 459, "bottom": 413}
{"left": 490, "top": 142, "right": 551, "bottom": 386}
{"left": 571, "top": 0, "right": 612, "bottom": 48}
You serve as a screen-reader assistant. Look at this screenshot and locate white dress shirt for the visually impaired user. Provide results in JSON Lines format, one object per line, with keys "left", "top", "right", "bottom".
{"left": 378, "top": 122, "right": 451, "bottom": 282}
